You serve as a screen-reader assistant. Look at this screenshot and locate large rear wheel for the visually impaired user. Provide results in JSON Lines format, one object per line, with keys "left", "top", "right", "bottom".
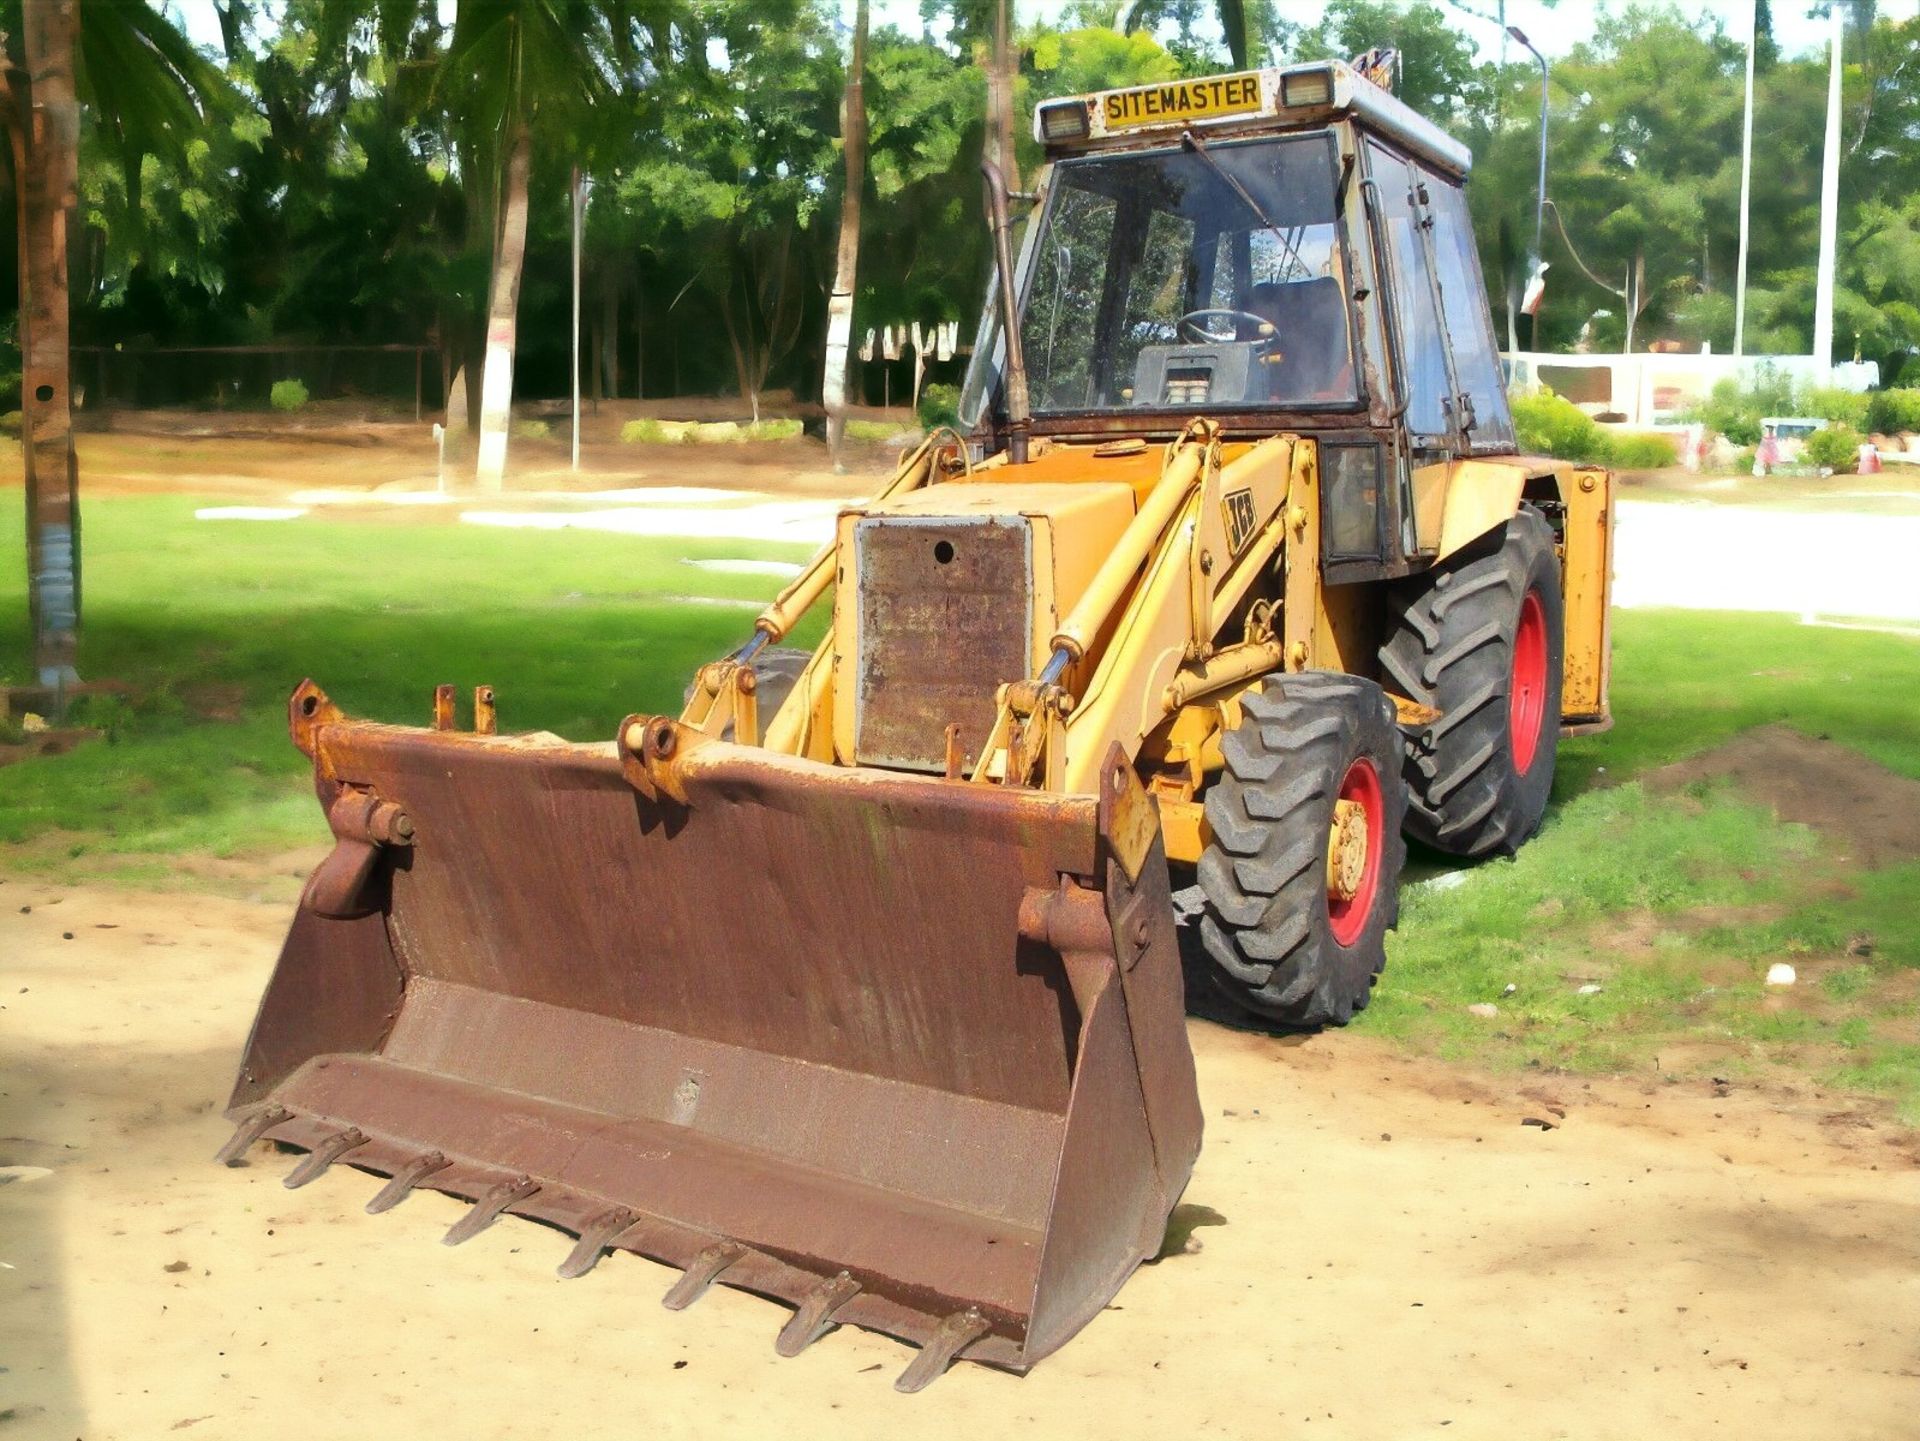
{"left": 1380, "top": 505, "right": 1564, "bottom": 859}
{"left": 1196, "top": 672, "right": 1409, "bottom": 1027}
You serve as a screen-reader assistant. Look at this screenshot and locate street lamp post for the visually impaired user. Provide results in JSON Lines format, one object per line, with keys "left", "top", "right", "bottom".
{"left": 1509, "top": 24, "right": 1549, "bottom": 347}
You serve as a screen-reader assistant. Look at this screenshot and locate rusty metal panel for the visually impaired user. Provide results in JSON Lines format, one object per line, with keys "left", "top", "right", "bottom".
{"left": 854, "top": 516, "right": 1033, "bottom": 771}
{"left": 220, "top": 707, "right": 1202, "bottom": 1389}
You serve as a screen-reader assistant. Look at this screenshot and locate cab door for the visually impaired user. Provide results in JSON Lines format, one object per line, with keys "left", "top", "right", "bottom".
{"left": 1359, "top": 140, "right": 1517, "bottom": 570}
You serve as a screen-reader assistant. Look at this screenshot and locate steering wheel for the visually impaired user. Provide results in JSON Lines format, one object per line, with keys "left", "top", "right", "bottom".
{"left": 1177, "top": 308, "right": 1275, "bottom": 345}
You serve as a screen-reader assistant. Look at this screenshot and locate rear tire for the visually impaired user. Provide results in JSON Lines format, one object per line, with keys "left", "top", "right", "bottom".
{"left": 1380, "top": 505, "right": 1564, "bottom": 859}
{"left": 1197, "top": 672, "right": 1408, "bottom": 1027}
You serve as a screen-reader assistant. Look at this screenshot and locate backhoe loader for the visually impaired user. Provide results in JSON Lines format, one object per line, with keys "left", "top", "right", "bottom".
{"left": 220, "top": 57, "right": 1613, "bottom": 1391}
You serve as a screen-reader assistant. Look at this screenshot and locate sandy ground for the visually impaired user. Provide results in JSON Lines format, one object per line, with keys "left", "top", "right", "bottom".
{"left": 3, "top": 876, "right": 1916, "bottom": 1441}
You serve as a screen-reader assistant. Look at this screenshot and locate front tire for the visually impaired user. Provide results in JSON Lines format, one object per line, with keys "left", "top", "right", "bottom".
{"left": 1196, "top": 672, "right": 1409, "bottom": 1027}
{"left": 1380, "top": 505, "right": 1564, "bottom": 859}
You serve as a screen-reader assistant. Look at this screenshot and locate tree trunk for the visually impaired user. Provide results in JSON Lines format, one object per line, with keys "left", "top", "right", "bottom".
{"left": 456, "top": 130, "right": 493, "bottom": 436}
{"left": 987, "top": 0, "right": 1019, "bottom": 193}
{"left": 589, "top": 310, "right": 602, "bottom": 409}
{"left": 475, "top": 115, "right": 532, "bottom": 490}
{"left": 633, "top": 263, "right": 645, "bottom": 400}
{"left": 1217, "top": 0, "right": 1250, "bottom": 68}
{"left": 601, "top": 277, "right": 619, "bottom": 401}
{"left": 822, "top": 0, "right": 869, "bottom": 469}
{"left": 14, "top": 0, "right": 83, "bottom": 686}
{"left": 718, "top": 285, "right": 756, "bottom": 422}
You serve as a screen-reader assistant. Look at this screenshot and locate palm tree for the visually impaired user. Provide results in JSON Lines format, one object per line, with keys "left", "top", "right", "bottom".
{"left": 441, "top": 0, "right": 612, "bottom": 491}
{"left": 822, "top": 0, "right": 869, "bottom": 465}
{"left": 0, "top": 0, "right": 220, "bottom": 687}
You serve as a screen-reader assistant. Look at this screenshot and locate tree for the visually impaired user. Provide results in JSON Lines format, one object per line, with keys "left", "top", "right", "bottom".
{"left": 823, "top": 0, "right": 868, "bottom": 462}
{"left": 1, "top": 0, "right": 218, "bottom": 686}
{"left": 440, "top": 0, "right": 611, "bottom": 489}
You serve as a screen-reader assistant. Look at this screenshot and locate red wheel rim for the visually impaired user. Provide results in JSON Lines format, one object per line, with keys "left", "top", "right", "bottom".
{"left": 1509, "top": 590, "right": 1548, "bottom": 776}
{"left": 1327, "top": 757, "right": 1384, "bottom": 948}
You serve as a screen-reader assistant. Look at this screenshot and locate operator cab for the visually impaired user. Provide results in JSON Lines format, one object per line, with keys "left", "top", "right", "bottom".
{"left": 962, "top": 58, "right": 1516, "bottom": 482}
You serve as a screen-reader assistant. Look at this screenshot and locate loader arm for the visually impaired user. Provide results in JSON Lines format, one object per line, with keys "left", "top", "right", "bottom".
{"left": 975, "top": 421, "right": 1299, "bottom": 794}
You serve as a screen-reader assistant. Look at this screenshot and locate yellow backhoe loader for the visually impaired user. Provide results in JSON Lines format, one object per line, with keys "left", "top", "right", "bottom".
{"left": 220, "top": 57, "right": 1613, "bottom": 1391}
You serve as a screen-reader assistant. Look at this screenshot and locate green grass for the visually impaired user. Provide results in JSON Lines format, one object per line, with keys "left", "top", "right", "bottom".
{"left": 0, "top": 493, "right": 815, "bottom": 860}
{"left": 1555, "top": 608, "right": 1920, "bottom": 790}
{"left": 2, "top": 490, "right": 1917, "bottom": 1120}
{"left": 844, "top": 419, "right": 916, "bottom": 442}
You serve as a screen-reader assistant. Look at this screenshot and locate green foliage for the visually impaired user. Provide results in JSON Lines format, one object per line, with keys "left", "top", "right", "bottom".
{"left": 848, "top": 418, "right": 915, "bottom": 441}
{"left": 917, "top": 382, "right": 961, "bottom": 431}
{"left": 1804, "top": 386, "right": 1871, "bottom": 429}
{"left": 619, "top": 417, "right": 800, "bottom": 444}
{"left": 1605, "top": 432, "right": 1679, "bottom": 469}
{"left": 1866, "top": 388, "right": 1920, "bottom": 434}
{"left": 0, "top": 411, "right": 20, "bottom": 438}
{"left": 1802, "top": 423, "right": 1861, "bottom": 473}
{"left": 1512, "top": 389, "right": 1607, "bottom": 463}
{"left": 37, "top": 2, "right": 1920, "bottom": 424}
{"left": 621, "top": 418, "right": 687, "bottom": 444}
{"left": 1512, "top": 389, "right": 1674, "bottom": 468}
{"left": 1686, "top": 367, "right": 1803, "bottom": 446}
{"left": 268, "top": 378, "right": 309, "bottom": 412}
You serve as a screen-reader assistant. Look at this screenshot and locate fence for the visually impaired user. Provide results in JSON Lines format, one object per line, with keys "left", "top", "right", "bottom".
{"left": 1502, "top": 351, "right": 1879, "bottom": 427}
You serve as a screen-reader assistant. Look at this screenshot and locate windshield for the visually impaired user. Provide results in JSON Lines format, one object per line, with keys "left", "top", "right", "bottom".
{"left": 964, "top": 132, "right": 1358, "bottom": 425}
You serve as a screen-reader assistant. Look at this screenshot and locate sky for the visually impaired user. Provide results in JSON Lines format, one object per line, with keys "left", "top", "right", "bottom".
{"left": 165, "top": 0, "right": 1902, "bottom": 68}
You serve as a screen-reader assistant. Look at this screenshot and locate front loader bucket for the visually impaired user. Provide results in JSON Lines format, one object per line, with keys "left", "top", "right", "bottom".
{"left": 221, "top": 683, "right": 1202, "bottom": 1391}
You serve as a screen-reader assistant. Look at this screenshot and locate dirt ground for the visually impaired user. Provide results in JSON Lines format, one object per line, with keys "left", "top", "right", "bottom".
{"left": 1648, "top": 724, "right": 1920, "bottom": 868}
{"left": 3, "top": 874, "right": 1916, "bottom": 1441}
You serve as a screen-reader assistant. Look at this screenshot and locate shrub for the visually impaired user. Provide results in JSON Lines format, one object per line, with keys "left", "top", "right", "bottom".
{"left": 0, "top": 410, "right": 21, "bottom": 438}
{"left": 1684, "top": 364, "right": 1802, "bottom": 447}
{"left": 1728, "top": 445, "right": 1758, "bottom": 475}
{"left": 621, "top": 418, "right": 687, "bottom": 444}
{"left": 743, "top": 418, "right": 802, "bottom": 441}
{"left": 1606, "top": 432, "right": 1679, "bottom": 469}
{"left": 1804, "top": 385, "right": 1870, "bottom": 430}
{"left": 1511, "top": 389, "right": 1607, "bottom": 464}
{"left": 845, "top": 418, "right": 911, "bottom": 442}
{"left": 917, "top": 382, "right": 962, "bottom": 432}
{"left": 269, "top": 378, "right": 309, "bottom": 412}
{"left": 1865, "top": 388, "right": 1920, "bottom": 435}
{"left": 512, "top": 418, "right": 551, "bottom": 440}
{"left": 1802, "top": 423, "right": 1861, "bottom": 474}
{"left": 1686, "top": 377, "right": 1761, "bottom": 446}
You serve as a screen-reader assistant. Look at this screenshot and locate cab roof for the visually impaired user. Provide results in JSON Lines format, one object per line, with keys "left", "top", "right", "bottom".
{"left": 1033, "top": 58, "right": 1472, "bottom": 179}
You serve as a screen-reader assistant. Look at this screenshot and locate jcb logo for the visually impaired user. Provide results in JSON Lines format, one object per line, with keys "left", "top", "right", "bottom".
{"left": 1223, "top": 487, "right": 1257, "bottom": 557}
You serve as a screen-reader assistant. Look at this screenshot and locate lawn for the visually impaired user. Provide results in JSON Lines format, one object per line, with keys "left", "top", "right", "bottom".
{"left": 0, "top": 493, "right": 820, "bottom": 860}
{"left": 2, "top": 489, "right": 1917, "bottom": 1119}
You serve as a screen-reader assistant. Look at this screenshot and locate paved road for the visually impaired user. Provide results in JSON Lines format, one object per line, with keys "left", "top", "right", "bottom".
{"left": 1614, "top": 500, "right": 1920, "bottom": 621}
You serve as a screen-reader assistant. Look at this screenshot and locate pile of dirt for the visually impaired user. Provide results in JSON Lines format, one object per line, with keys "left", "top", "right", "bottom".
{"left": 1649, "top": 723, "right": 1920, "bottom": 866}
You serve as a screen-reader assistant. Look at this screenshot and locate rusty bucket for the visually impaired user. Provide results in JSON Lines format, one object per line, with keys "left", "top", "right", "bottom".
{"left": 219, "top": 682, "right": 1203, "bottom": 1391}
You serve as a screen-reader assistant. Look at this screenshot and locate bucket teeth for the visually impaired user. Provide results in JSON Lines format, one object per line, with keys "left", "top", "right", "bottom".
{"left": 775, "top": 1271, "right": 862, "bottom": 1357}
{"left": 894, "top": 1309, "right": 991, "bottom": 1394}
{"left": 556, "top": 1207, "right": 637, "bottom": 1280}
{"left": 215, "top": 1105, "right": 291, "bottom": 1166}
{"left": 365, "top": 1151, "right": 449, "bottom": 1214}
{"left": 661, "top": 1241, "right": 746, "bottom": 1311}
{"left": 442, "top": 1174, "right": 539, "bottom": 1246}
{"left": 282, "top": 1128, "right": 367, "bottom": 1189}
